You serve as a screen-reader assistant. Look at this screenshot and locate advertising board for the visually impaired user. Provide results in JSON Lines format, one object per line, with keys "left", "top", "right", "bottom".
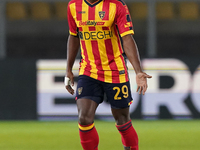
{"left": 37, "top": 59, "right": 200, "bottom": 119}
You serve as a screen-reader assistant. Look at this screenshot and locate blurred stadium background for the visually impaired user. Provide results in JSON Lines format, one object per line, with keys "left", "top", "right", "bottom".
{"left": 0, "top": 0, "right": 200, "bottom": 149}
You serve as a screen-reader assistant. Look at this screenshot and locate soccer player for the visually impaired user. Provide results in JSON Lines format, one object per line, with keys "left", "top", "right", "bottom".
{"left": 65, "top": 0, "right": 152, "bottom": 149}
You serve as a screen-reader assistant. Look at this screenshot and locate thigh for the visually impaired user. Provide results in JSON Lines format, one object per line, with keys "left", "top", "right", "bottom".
{"left": 104, "top": 81, "right": 133, "bottom": 109}
{"left": 76, "top": 98, "right": 99, "bottom": 125}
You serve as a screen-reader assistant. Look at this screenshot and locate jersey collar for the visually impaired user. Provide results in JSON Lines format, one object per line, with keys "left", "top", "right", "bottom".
{"left": 84, "top": 0, "right": 103, "bottom": 7}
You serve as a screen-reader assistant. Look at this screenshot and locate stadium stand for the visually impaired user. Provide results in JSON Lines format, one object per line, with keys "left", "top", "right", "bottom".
{"left": 156, "top": 2, "right": 175, "bottom": 19}
{"left": 6, "top": 2, "right": 27, "bottom": 20}
{"left": 179, "top": 2, "right": 199, "bottom": 20}
{"left": 129, "top": 2, "right": 148, "bottom": 20}
{"left": 55, "top": 2, "right": 68, "bottom": 20}
{"left": 30, "top": 2, "right": 51, "bottom": 20}
{"left": 6, "top": 1, "right": 200, "bottom": 21}
{"left": 5, "top": 1, "right": 200, "bottom": 59}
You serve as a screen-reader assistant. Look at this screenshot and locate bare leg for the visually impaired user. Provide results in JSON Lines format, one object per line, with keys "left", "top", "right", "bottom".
{"left": 77, "top": 98, "right": 99, "bottom": 150}
{"left": 77, "top": 98, "right": 98, "bottom": 125}
{"left": 111, "top": 107, "right": 130, "bottom": 125}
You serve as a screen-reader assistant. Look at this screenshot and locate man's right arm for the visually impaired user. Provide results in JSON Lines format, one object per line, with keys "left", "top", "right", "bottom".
{"left": 65, "top": 34, "right": 80, "bottom": 95}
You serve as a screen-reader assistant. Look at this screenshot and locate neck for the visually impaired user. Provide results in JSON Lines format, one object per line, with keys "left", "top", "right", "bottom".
{"left": 87, "top": 0, "right": 99, "bottom": 4}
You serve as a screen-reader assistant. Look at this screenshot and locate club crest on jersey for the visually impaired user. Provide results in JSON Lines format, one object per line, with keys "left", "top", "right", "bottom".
{"left": 78, "top": 87, "right": 83, "bottom": 95}
{"left": 99, "top": 11, "right": 105, "bottom": 20}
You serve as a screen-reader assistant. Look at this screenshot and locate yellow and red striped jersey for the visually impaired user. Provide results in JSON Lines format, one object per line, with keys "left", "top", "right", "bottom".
{"left": 67, "top": 0, "right": 134, "bottom": 83}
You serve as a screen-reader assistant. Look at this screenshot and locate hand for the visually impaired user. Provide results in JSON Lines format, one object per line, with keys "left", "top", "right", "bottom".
{"left": 65, "top": 71, "right": 75, "bottom": 95}
{"left": 136, "top": 72, "right": 152, "bottom": 95}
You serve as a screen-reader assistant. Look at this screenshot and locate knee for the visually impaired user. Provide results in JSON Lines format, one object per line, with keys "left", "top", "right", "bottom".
{"left": 112, "top": 108, "right": 131, "bottom": 125}
{"left": 78, "top": 114, "right": 94, "bottom": 125}
{"left": 76, "top": 98, "right": 98, "bottom": 125}
{"left": 114, "top": 114, "right": 130, "bottom": 125}
{"left": 116, "top": 117, "right": 130, "bottom": 125}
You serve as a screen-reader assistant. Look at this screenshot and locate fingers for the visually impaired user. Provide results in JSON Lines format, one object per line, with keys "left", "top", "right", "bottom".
{"left": 136, "top": 86, "right": 140, "bottom": 93}
{"left": 146, "top": 74, "right": 152, "bottom": 79}
{"left": 136, "top": 84, "right": 147, "bottom": 95}
{"left": 136, "top": 72, "right": 151, "bottom": 95}
{"left": 65, "top": 85, "right": 74, "bottom": 95}
{"left": 142, "top": 84, "right": 147, "bottom": 95}
{"left": 136, "top": 74, "right": 149, "bottom": 95}
{"left": 139, "top": 86, "right": 143, "bottom": 95}
{"left": 143, "top": 73, "right": 152, "bottom": 79}
{"left": 70, "top": 77, "right": 74, "bottom": 86}
{"left": 64, "top": 76, "right": 74, "bottom": 95}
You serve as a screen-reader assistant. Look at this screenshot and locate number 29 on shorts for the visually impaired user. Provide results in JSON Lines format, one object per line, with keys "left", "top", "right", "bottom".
{"left": 113, "top": 85, "right": 129, "bottom": 100}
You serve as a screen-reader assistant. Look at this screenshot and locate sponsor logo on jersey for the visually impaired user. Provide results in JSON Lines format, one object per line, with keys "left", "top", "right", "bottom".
{"left": 79, "top": 20, "right": 105, "bottom": 26}
{"left": 79, "top": 30, "right": 113, "bottom": 40}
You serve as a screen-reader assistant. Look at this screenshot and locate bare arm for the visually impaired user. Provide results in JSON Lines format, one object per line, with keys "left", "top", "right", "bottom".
{"left": 122, "top": 34, "right": 152, "bottom": 95}
{"left": 65, "top": 34, "right": 80, "bottom": 95}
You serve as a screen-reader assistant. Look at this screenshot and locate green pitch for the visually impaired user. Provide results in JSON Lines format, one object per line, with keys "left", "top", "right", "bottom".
{"left": 0, "top": 120, "right": 200, "bottom": 150}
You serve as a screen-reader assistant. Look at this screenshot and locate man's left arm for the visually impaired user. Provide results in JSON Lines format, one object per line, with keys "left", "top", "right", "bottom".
{"left": 122, "top": 34, "right": 152, "bottom": 95}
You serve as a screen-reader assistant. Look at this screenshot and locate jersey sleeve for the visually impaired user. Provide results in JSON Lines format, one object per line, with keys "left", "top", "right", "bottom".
{"left": 67, "top": 3, "right": 78, "bottom": 36}
{"left": 115, "top": 1, "right": 134, "bottom": 37}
